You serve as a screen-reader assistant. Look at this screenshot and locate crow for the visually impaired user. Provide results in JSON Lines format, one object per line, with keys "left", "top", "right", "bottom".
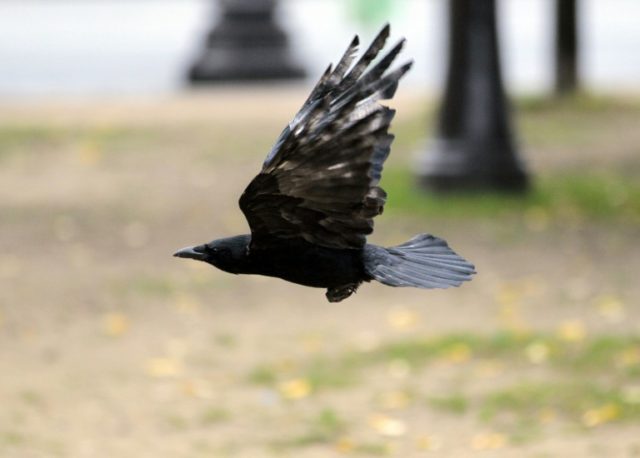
{"left": 174, "top": 24, "right": 475, "bottom": 302}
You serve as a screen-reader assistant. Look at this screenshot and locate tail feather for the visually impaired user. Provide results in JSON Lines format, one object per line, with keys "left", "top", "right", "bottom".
{"left": 364, "top": 234, "right": 476, "bottom": 289}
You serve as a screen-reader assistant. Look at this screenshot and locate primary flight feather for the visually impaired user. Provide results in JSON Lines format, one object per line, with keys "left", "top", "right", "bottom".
{"left": 175, "top": 24, "right": 475, "bottom": 302}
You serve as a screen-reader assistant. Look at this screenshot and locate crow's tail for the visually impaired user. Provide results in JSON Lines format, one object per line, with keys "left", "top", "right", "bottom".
{"left": 364, "top": 234, "right": 476, "bottom": 289}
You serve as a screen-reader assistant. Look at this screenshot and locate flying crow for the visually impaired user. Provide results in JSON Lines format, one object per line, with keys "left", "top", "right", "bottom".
{"left": 175, "top": 25, "right": 475, "bottom": 302}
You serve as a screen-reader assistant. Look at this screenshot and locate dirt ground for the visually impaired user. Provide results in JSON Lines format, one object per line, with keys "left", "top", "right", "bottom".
{"left": 1, "top": 89, "right": 640, "bottom": 457}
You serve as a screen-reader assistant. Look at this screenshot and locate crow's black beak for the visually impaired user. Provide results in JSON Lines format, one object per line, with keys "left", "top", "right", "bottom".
{"left": 173, "top": 245, "right": 205, "bottom": 260}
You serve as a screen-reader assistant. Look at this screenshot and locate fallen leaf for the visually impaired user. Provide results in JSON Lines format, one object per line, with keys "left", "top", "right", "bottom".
{"left": 334, "top": 437, "right": 355, "bottom": 453}
{"left": 616, "top": 346, "right": 640, "bottom": 368}
{"left": 595, "top": 295, "right": 625, "bottom": 323}
{"left": 557, "top": 320, "right": 586, "bottom": 342}
{"left": 537, "top": 408, "right": 557, "bottom": 424}
{"left": 278, "top": 378, "right": 312, "bottom": 400}
{"left": 369, "top": 414, "right": 406, "bottom": 437}
{"left": 378, "top": 390, "right": 410, "bottom": 410}
{"left": 525, "top": 341, "right": 550, "bottom": 364}
{"left": 416, "top": 434, "right": 442, "bottom": 451}
{"left": 582, "top": 403, "right": 620, "bottom": 427}
{"left": 145, "top": 358, "right": 182, "bottom": 378}
{"left": 443, "top": 343, "right": 472, "bottom": 363}
{"left": 471, "top": 432, "right": 507, "bottom": 450}
{"left": 77, "top": 141, "right": 102, "bottom": 165}
{"left": 387, "top": 307, "right": 420, "bottom": 331}
{"left": 103, "top": 312, "right": 129, "bottom": 337}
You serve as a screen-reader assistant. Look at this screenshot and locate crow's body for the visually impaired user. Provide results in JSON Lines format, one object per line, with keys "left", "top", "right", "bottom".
{"left": 175, "top": 25, "right": 476, "bottom": 302}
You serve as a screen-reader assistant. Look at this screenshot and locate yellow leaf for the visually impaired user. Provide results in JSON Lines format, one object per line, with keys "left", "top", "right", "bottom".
{"left": 103, "top": 312, "right": 129, "bottom": 337}
{"left": 416, "top": 434, "right": 442, "bottom": 451}
{"left": 496, "top": 283, "right": 521, "bottom": 308}
{"left": 525, "top": 341, "right": 550, "bottom": 364}
{"left": 378, "top": 390, "right": 410, "bottom": 410}
{"left": 557, "top": 320, "right": 586, "bottom": 342}
{"left": 181, "top": 379, "right": 214, "bottom": 399}
{"left": 524, "top": 206, "right": 550, "bottom": 232}
{"left": 334, "top": 437, "right": 355, "bottom": 453}
{"left": 537, "top": 408, "right": 557, "bottom": 424}
{"left": 616, "top": 346, "right": 640, "bottom": 368}
{"left": 300, "top": 333, "right": 325, "bottom": 353}
{"left": 145, "top": 357, "right": 182, "bottom": 378}
{"left": 582, "top": 403, "right": 620, "bottom": 427}
{"left": 471, "top": 432, "right": 507, "bottom": 450}
{"left": 443, "top": 343, "right": 472, "bottom": 363}
{"left": 77, "top": 141, "right": 102, "bottom": 166}
{"left": 387, "top": 307, "right": 420, "bottom": 331}
{"left": 474, "top": 359, "right": 503, "bottom": 378}
{"left": 596, "top": 295, "right": 625, "bottom": 323}
{"left": 278, "top": 378, "right": 312, "bottom": 400}
{"left": 368, "top": 414, "right": 406, "bottom": 437}
{"left": 174, "top": 295, "right": 201, "bottom": 314}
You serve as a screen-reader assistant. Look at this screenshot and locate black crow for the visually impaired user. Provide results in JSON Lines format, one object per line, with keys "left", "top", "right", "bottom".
{"left": 175, "top": 25, "right": 475, "bottom": 302}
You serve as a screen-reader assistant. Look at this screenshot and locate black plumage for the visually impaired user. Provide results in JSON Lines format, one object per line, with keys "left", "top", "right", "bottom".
{"left": 175, "top": 25, "right": 475, "bottom": 302}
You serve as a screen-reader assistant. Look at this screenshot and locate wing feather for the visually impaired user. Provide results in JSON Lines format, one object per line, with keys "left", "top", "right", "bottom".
{"left": 240, "top": 24, "right": 412, "bottom": 249}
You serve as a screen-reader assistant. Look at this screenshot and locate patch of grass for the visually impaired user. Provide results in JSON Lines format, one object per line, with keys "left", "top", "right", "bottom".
{"left": 213, "top": 333, "right": 236, "bottom": 348}
{"left": 272, "top": 409, "right": 347, "bottom": 449}
{"left": 516, "top": 93, "right": 640, "bottom": 113}
{"left": 112, "top": 274, "right": 176, "bottom": 297}
{"left": 0, "top": 125, "right": 63, "bottom": 156}
{"left": 0, "top": 124, "right": 159, "bottom": 159}
{"left": 428, "top": 393, "right": 470, "bottom": 414}
{"left": 304, "top": 358, "right": 356, "bottom": 390}
{"left": 200, "top": 407, "right": 231, "bottom": 426}
{"left": 165, "top": 414, "right": 189, "bottom": 431}
{"left": 247, "top": 366, "right": 278, "bottom": 385}
{"left": 249, "top": 332, "right": 640, "bottom": 396}
{"left": 352, "top": 442, "right": 390, "bottom": 455}
{"left": 248, "top": 358, "right": 356, "bottom": 391}
{"left": 480, "top": 381, "right": 640, "bottom": 427}
{"left": 19, "top": 390, "right": 45, "bottom": 409}
{"left": 364, "top": 333, "right": 640, "bottom": 377}
{"left": 381, "top": 167, "right": 640, "bottom": 222}
{"left": 0, "top": 431, "right": 25, "bottom": 446}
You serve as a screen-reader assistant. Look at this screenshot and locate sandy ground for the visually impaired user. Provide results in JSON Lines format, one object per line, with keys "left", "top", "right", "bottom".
{"left": 1, "top": 89, "right": 639, "bottom": 457}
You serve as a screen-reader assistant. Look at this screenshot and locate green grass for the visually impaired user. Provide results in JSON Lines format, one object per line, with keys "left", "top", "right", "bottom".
{"left": 249, "top": 332, "right": 640, "bottom": 392}
{"left": 253, "top": 332, "right": 640, "bottom": 448}
{"left": 480, "top": 381, "right": 640, "bottom": 429}
{"left": 382, "top": 167, "right": 640, "bottom": 222}
{"left": 428, "top": 393, "right": 470, "bottom": 414}
{"left": 272, "top": 409, "right": 347, "bottom": 449}
{"left": 199, "top": 407, "right": 231, "bottom": 426}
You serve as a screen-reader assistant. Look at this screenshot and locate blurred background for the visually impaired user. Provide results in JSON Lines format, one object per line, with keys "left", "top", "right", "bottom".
{"left": 1, "top": 1, "right": 639, "bottom": 457}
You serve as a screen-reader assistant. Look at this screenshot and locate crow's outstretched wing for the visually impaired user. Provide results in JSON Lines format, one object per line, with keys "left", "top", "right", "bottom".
{"left": 239, "top": 25, "right": 411, "bottom": 250}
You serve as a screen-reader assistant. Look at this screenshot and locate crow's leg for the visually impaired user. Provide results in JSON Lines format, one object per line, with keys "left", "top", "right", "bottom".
{"left": 326, "top": 283, "right": 361, "bottom": 302}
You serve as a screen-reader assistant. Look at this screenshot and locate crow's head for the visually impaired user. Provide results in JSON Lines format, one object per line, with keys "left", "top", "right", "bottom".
{"left": 173, "top": 234, "right": 250, "bottom": 274}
